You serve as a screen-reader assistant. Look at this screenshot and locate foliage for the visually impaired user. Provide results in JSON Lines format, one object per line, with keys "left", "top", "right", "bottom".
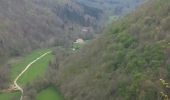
{"left": 36, "top": 87, "right": 63, "bottom": 100}
{"left": 48, "top": 0, "right": 170, "bottom": 100}
{"left": 0, "top": 92, "right": 20, "bottom": 100}
{"left": 160, "top": 79, "right": 170, "bottom": 100}
{"left": 72, "top": 43, "right": 82, "bottom": 50}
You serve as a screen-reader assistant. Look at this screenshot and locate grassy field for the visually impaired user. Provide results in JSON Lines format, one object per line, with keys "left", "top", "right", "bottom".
{"left": 0, "top": 48, "right": 56, "bottom": 100}
{"left": 11, "top": 49, "right": 51, "bottom": 80}
{"left": 18, "top": 51, "right": 54, "bottom": 86}
{"left": 0, "top": 92, "right": 20, "bottom": 100}
{"left": 36, "top": 87, "right": 63, "bottom": 100}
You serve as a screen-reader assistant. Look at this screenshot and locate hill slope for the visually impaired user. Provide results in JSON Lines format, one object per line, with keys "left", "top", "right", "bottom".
{"left": 0, "top": 0, "right": 102, "bottom": 63}
{"left": 52, "top": 0, "right": 170, "bottom": 99}
{"left": 75, "top": 0, "right": 143, "bottom": 16}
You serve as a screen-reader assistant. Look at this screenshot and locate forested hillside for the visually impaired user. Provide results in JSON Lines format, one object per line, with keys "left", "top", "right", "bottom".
{"left": 76, "top": 0, "right": 143, "bottom": 16}
{"left": 0, "top": 0, "right": 102, "bottom": 64}
{"left": 44, "top": 0, "right": 170, "bottom": 99}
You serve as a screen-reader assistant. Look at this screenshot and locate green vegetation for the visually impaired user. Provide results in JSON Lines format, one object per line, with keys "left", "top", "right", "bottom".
{"left": 18, "top": 51, "right": 54, "bottom": 85}
{"left": 160, "top": 79, "right": 170, "bottom": 100}
{"left": 11, "top": 49, "right": 51, "bottom": 81}
{"left": 36, "top": 87, "right": 63, "bottom": 100}
{"left": 73, "top": 42, "right": 82, "bottom": 50}
{"left": 0, "top": 49, "right": 55, "bottom": 100}
{"left": 51, "top": 0, "right": 170, "bottom": 100}
{"left": 0, "top": 92, "right": 20, "bottom": 100}
{"left": 72, "top": 42, "right": 86, "bottom": 50}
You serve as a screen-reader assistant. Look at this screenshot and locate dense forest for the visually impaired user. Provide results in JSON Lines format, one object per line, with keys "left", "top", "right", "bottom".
{"left": 76, "top": 0, "right": 143, "bottom": 16}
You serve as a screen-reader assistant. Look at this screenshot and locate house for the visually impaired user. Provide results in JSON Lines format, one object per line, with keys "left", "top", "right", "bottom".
{"left": 75, "top": 38, "right": 85, "bottom": 44}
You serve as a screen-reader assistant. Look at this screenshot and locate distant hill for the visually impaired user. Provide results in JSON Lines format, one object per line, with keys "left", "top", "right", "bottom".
{"left": 75, "top": 0, "right": 143, "bottom": 16}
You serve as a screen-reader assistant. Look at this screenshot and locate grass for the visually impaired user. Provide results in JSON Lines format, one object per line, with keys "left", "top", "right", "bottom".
{"left": 18, "top": 51, "right": 54, "bottom": 86}
{"left": 11, "top": 49, "right": 51, "bottom": 80}
{"left": 0, "top": 92, "right": 20, "bottom": 100}
{"left": 36, "top": 87, "right": 63, "bottom": 100}
{"left": 0, "top": 48, "right": 55, "bottom": 100}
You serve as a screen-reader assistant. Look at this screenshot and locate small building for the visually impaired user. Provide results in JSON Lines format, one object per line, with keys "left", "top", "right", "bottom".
{"left": 75, "top": 38, "right": 85, "bottom": 44}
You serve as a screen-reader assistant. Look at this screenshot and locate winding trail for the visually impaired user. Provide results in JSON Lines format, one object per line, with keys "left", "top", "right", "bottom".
{"left": 13, "top": 51, "right": 52, "bottom": 100}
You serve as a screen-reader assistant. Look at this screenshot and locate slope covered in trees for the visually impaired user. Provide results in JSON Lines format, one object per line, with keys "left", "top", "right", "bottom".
{"left": 45, "top": 0, "right": 170, "bottom": 99}
{"left": 76, "top": 0, "right": 143, "bottom": 16}
{"left": 0, "top": 0, "right": 102, "bottom": 64}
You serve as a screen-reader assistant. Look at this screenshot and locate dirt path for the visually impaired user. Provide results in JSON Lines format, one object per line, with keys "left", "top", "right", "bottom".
{"left": 13, "top": 51, "right": 52, "bottom": 100}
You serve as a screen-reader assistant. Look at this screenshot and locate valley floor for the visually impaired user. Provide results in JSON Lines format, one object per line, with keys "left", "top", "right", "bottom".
{"left": 0, "top": 49, "right": 62, "bottom": 100}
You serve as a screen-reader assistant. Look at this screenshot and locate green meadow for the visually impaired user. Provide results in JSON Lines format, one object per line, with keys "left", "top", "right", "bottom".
{"left": 0, "top": 92, "right": 20, "bottom": 100}
{"left": 36, "top": 87, "right": 63, "bottom": 100}
{"left": 0, "top": 49, "right": 62, "bottom": 100}
{"left": 18, "top": 50, "right": 54, "bottom": 86}
{"left": 11, "top": 49, "right": 51, "bottom": 80}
